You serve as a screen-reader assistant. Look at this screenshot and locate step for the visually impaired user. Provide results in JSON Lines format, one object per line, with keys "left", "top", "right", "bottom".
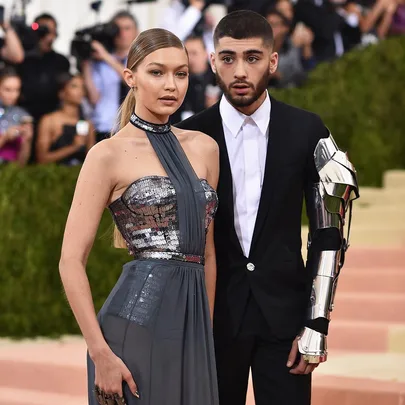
{"left": 358, "top": 187, "right": 405, "bottom": 207}
{"left": 338, "top": 268, "right": 405, "bottom": 294}
{"left": 333, "top": 292, "right": 405, "bottom": 323}
{"left": 352, "top": 207, "right": 405, "bottom": 227}
{"left": 338, "top": 247, "right": 405, "bottom": 269}
{"left": 384, "top": 170, "right": 405, "bottom": 190}
{"left": 328, "top": 320, "right": 405, "bottom": 353}
{"left": 301, "top": 226, "right": 405, "bottom": 249}
{"left": 246, "top": 352, "right": 405, "bottom": 405}
{"left": 0, "top": 388, "right": 86, "bottom": 405}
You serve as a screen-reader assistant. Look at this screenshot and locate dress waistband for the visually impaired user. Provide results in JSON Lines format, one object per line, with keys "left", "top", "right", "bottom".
{"left": 133, "top": 251, "right": 204, "bottom": 265}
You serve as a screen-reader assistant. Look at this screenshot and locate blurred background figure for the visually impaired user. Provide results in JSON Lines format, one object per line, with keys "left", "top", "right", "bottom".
{"left": 16, "top": 13, "right": 70, "bottom": 162}
{"left": 171, "top": 34, "right": 220, "bottom": 123}
{"left": 265, "top": 6, "right": 315, "bottom": 88}
{"left": 159, "top": 0, "right": 218, "bottom": 54}
{"left": 82, "top": 10, "right": 139, "bottom": 142}
{"left": 0, "top": 5, "right": 24, "bottom": 67}
{"left": 0, "top": 67, "right": 33, "bottom": 166}
{"left": 36, "top": 73, "right": 95, "bottom": 166}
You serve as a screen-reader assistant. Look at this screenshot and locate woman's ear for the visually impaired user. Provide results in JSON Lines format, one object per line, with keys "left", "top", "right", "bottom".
{"left": 123, "top": 68, "right": 136, "bottom": 89}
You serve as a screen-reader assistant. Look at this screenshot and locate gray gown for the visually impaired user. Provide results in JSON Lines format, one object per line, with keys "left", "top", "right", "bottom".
{"left": 87, "top": 114, "right": 219, "bottom": 405}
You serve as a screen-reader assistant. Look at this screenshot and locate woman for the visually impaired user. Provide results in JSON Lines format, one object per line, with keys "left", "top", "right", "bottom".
{"left": 0, "top": 67, "right": 33, "bottom": 166}
{"left": 59, "top": 28, "right": 219, "bottom": 405}
{"left": 36, "top": 73, "right": 95, "bottom": 165}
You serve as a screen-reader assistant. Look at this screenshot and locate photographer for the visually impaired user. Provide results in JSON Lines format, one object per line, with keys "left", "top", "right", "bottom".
{"left": 16, "top": 13, "right": 70, "bottom": 126}
{"left": 0, "top": 18, "right": 24, "bottom": 65}
{"left": 81, "top": 11, "right": 138, "bottom": 142}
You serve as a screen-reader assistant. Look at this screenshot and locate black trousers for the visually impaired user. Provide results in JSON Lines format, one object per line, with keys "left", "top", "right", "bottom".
{"left": 214, "top": 293, "right": 311, "bottom": 405}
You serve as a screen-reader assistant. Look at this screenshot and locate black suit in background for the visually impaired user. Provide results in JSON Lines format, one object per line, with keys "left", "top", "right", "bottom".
{"left": 176, "top": 95, "right": 329, "bottom": 405}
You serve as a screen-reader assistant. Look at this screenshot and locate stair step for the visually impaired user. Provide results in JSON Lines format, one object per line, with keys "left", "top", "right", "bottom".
{"left": 334, "top": 293, "right": 405, "bottom": 322}
{"left": 339, "top": 268, "right": 405, "bottom": 293}
{"left": 383, "top": 170, "right": 405, "bottom": 190}
{"left": 328, "top": 320, "right": 405, "bottom": 353}
{"left": 0, "top": 388, "right": 85, "bottom": 405}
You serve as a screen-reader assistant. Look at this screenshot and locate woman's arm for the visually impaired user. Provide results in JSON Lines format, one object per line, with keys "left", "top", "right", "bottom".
{"left": 17, "top": 123, "right": 33, "bottom": 166}
{"left": 202, "top": 135, "right": 220, "bottom": 323}
{"left": 59, "top": 142, "right": 114, "bottom": 356}
{"left": 36, "top": 115, "right": 86, "bottom": 164}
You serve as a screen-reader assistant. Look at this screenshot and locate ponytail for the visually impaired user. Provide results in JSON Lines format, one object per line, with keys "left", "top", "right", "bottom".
{"left": 112, "top": 89, "right": 136, "bottom": 250}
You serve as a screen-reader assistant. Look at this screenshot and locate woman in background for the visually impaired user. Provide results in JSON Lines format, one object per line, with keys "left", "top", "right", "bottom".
{"left": 0, "top": 67, "right": 33, "bottom": 166}
{"left": 36, "top": 73, "right": 95, "bottom": 166}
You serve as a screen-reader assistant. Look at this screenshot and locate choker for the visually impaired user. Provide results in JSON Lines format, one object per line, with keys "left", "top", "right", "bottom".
{"left": 129, "top": 113, "right": 171, "bottom": 134}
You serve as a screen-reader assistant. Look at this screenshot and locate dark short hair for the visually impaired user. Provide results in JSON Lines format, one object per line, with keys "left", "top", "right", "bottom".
{"left": 111, "top": 10, "right": 138, "bottom": 28}
{"left": 56, "top": 72, "right": 81, "bottom": 92}
{"left": 34, "top": 13, "right": 58, "bottom": 27}
{"left": 213, "top": 10, "right": 274, "bottom": 48}
{"left": 264, "top": 7, "right": 292, "bottom": 27}
{"left": 184, "top": 34, "right": 206, "bottom": 49}
{"left": 0, "top": 66, "right": 20, "bottom": 84}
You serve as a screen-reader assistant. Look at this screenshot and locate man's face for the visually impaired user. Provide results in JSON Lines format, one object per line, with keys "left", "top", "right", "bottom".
{"left": 185, "top": 38, "right": 208, "bottom": 75}
{"left": 114, "top": 17, "right": 139, "bottom": 52}
{"left": 211, "top": 37, "right": 278, "bottom": 109}
{"left": 37, "top": 18, "right": 57, "bottom": 53}
{"left": 266, "top": 14, "right": 290, "bottom": 40}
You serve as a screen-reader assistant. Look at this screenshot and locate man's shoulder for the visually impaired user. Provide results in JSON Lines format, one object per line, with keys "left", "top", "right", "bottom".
{"left": 175, "top": 103, "right": 220, "bottom": 132}
{"left": 272, "top": 97, "right": 323, "bottom": 127}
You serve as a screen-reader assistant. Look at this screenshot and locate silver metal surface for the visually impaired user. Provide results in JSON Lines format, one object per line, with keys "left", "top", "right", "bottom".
{"left": 298, "top": 327, "right": 328, "bottom": 363}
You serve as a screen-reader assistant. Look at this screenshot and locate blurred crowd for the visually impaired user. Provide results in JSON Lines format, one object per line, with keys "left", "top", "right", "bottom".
{"left": 0, "top": 0, "right": 404, "bottom": 167}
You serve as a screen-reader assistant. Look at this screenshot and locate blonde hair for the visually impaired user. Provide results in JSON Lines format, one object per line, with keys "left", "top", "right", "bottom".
{"left": 113, "top": 28, "right": 186, "bottom": 249}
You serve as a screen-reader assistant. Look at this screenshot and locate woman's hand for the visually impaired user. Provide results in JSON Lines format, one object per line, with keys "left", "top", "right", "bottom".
{"left": 93, "top": 348, "right": 139, "bottom": 401}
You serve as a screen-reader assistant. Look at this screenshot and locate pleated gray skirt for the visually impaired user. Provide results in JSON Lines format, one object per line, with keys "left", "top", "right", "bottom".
{"left": 87, "top": 259, "right": 219, "bottom": 405}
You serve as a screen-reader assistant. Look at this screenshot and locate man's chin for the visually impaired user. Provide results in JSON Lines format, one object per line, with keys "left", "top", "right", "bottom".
{"left": 228, "top": 94, "right": 256, "bottom": 107}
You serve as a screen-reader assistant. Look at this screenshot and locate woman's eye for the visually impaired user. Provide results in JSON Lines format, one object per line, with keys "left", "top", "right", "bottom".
{"left": 176, "top": 71, "right": 188, "bottom": 77}
{"left": 150, "top": 70, "right": 162, "bottom": 76}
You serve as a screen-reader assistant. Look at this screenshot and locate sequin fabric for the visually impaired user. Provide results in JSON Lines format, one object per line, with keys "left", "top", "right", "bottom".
{"left": 109, "top": 176, "right": 218, "bottom": 265}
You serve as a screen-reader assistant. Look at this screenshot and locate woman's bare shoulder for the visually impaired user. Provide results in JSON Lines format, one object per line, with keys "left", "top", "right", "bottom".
{"left": 173, "top": 127, "right": 218, "bottom": 154}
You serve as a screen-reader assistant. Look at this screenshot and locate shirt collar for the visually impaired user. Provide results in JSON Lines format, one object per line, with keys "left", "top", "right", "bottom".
{"left": 219, "top": 91, "right": 271, "bottom": 138}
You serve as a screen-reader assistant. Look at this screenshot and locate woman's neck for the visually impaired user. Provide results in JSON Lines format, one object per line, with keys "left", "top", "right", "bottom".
{"left": 61, "top": 103, "right": 80, "bottom": 119}
{"left": 134, "top": 106, "right": 169, "bottom": 125}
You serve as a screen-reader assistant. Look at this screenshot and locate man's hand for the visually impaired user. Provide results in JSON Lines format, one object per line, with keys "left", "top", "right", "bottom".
{"left": 189, "top": 0, "right": 205, "bottom": 11}
{"left": 91, "top": 41, "right": 111, "bottom": 62}
{"left": 287, "top": 337, "right": 319, "bottom": 375}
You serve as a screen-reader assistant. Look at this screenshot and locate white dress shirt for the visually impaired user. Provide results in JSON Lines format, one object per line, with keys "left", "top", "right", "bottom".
{"left": 220, "top": 93, "right": 271, "bottom": 257}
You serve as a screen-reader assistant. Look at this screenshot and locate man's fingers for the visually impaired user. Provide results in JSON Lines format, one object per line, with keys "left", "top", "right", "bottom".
{"left": 286, "top": 338, "right": 299, "bottom": 367}
{"left": 289, "top": 357, "right": 307, "bottom": 374}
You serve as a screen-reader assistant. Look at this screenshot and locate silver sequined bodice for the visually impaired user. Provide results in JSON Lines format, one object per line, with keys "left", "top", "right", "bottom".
{"left": 109, "top": 175, "right": 218, "bottom": 263}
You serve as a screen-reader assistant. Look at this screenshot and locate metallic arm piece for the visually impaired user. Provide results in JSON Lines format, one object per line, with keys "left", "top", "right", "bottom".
{"left": 298, "top": 133, "right": 359, "bottom": 364}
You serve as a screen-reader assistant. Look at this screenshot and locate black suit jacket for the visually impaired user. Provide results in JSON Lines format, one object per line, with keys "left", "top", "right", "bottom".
{"left": 176, "top": 95, "right": 328, "bottom": 340}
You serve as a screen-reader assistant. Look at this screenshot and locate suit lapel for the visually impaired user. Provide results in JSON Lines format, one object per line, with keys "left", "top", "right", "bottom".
{"left": 208, "top": 104, "right": 244, "bottom": 257}
{"left": 250, "top": 97, "right": 285, "bottom": 254}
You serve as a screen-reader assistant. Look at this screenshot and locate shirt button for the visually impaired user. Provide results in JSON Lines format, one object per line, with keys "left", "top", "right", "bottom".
{"left": 247, "top": 263, "right": 255, "bottom": 272}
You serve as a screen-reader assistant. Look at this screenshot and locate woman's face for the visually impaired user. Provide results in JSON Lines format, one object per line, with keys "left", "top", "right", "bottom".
{"left": 130, "top": 47, "right": 189, "bottom": 120}
{"left": 60, "top": 76, "right": 85, "bottom": 106}
{"left": 0, "top": 76, "right": 21, "bottom": 107}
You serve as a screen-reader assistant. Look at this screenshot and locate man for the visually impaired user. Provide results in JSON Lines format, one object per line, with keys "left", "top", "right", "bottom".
{"left": 17, "top": 13, "right": 70, "bottom": 122}
{"left": 171, "top": 35, "right": 220, "bottom": 123}
{"left": 82, "top": 11, "right": 138, "bottom": 141}
{"left": 17, "top": 13, "right": 70, "bottom": 162}
{"left": 177, "top": 10, "right": 359, "bottom": 405}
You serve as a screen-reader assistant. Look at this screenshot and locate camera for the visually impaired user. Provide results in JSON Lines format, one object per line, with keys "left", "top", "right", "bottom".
{"left": 71, "top": 22, "right": 119, "bottom": 63}
{"left": 0, "top": 3, "right": 49, "bottom": 52}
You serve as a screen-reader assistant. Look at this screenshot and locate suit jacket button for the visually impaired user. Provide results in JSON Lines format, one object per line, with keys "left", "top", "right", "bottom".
{"left": 247, "top": 263, "right": 255, "bottom": 272}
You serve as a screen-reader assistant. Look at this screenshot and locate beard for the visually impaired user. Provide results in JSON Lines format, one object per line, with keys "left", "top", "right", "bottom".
{"left": 215, "top": 70, "right": 271, "bottom": 108}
